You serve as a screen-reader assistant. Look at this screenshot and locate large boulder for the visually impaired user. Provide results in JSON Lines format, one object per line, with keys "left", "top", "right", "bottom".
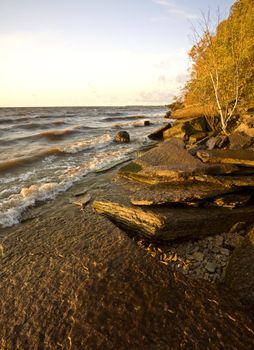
{"left": 223, "top": 227, "right": 254, "bottom": 321}
{"left": 114, "top": 130, "right": 130, "bottom": 143}
{"left": 163, "top": 116, "right": 210, "bottom": 140}
{"left": 118, "top": 138, "right": 238, "bottom": 184}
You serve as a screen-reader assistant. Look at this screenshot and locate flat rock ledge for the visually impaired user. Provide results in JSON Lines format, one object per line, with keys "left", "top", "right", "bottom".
{"left": 93, "top": 196, "right": 254, "bottom": 240}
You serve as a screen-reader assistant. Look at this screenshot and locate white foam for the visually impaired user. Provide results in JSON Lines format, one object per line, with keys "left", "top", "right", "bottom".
{"left": 0, "top": 147, "right": 130, "bottom": 228}
{"left": 0, "top": 181, "right": 72, "bottom": 228}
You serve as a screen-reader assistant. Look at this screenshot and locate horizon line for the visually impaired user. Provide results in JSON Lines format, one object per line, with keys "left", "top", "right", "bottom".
{"left": 0, "top": 104, "right": 167, "bottom": 109}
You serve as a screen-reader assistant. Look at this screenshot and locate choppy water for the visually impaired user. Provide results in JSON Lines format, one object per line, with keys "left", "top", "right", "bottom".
{"left": 0, "top": 106, "right": 166, "bottom": 228}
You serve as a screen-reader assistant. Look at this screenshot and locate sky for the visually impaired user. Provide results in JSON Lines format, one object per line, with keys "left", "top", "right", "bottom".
{"left": 0, "top": 0, "right": 235, "bottom": 107}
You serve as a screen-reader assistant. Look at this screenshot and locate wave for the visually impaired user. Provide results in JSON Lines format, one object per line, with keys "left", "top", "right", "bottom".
{"left": 61, "top": 133, "right": 111, "bottom": 153}
{"left": 16, "top": 120, "right": 67, "bottom": 130}
{"left": 0, "top": 148, "right": 63, "bottom": 173}
{"left": 37, "top": 129, "right": 77, "bottom": 140}
{"left": 104, "top": 112, "right": 125, "bottom": 116}
{"left": 0, "top": 148, "right": 131, "bottom": 228}
{"left": 0, "top": 128, "right": 80, "bottom": 144}
{"left": 0, "top": 134, "right": 111, "bottom": 172}
{"left": 0, "top": 182, "right": 72, "bottom": 227}
{"left": 102, "top": 115, "right": 145, "bottom": 122}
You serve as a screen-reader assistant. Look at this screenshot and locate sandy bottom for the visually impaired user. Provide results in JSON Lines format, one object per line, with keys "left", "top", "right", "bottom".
{"left": 1, "top": 166, "right": 254, "bottom": 349}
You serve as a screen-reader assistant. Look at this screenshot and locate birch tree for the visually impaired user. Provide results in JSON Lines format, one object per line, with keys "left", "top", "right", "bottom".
{"left": 186, "top": 1, "right": 254, "bottom": 133}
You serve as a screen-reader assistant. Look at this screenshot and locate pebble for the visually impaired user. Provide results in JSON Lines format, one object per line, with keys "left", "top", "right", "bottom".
{"left": 220, "top": 247, "right": 230, "bottom": 256}
{"left": 136, "top": 224, "right": 249, "bottom": 284}
{"left": 214, "top": 236, "right": 224, "bottom": 247}
{"left": 205, "top": 262, "right": 217, "bottom": 273}
{"left": 192, "top": 251, "right": 204, "bottom": 261}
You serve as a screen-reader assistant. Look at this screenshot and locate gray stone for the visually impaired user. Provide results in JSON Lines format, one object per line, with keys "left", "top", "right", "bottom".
{"left": 220, "top": 248, "right": 230, "bottom": 256}
{"left": 126, "top": 180, "right": 236, "bottom": 206}
{"left": 192, "top": 251, "right": 204, "bottom": 262}
{"left": 205, "top": 262, "right": 217, "bottom": 273}
{"left": 214, "top": 236, "right": 224, "bottom": 247}
{"left": 72, "top": 193, "right": 92, "bottom": 209}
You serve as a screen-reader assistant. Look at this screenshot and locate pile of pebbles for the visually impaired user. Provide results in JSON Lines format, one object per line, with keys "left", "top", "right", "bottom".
{"left": 136, "top": 222, "right": 249, "bottom": 283}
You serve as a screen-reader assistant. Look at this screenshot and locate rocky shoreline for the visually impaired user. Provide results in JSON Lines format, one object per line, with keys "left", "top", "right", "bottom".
{"left": 93, "top": 112, "right": 254, "bottom": 312}
{"left": 1, "top": 112, "right": 254, "bottom": 348}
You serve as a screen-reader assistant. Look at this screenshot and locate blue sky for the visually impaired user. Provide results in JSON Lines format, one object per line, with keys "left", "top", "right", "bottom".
{"left": 0, "top": 0, "right": 235, "bottom": 106}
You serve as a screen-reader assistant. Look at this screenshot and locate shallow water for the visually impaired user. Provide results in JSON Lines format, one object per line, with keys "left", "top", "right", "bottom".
{"left": 0, "top": 106, "right": 166, "bottom": 228}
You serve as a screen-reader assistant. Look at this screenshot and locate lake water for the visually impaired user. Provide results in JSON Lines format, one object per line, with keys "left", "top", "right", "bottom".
{"left": 0, "top": 106, "right": 167, "bottom": 228}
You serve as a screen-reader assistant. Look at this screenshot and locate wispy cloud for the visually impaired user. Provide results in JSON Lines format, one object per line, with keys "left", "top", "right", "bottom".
{"left": 153, "top": 0, "right": 198, "bottom": 20}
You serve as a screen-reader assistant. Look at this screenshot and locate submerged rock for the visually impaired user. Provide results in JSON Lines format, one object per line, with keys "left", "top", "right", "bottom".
{"left": 114, "top": 130, "right": 130, "bottom": 143}
{"left": 1, "top": 207, "right": 254, "bottom": 348}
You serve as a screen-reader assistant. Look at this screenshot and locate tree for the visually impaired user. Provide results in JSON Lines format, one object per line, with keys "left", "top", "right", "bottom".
{"left": 184, "top": 0, "right": 254, "bottom": 133}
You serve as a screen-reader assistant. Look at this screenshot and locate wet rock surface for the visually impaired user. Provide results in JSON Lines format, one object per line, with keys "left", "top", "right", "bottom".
{"left": 0, "top": 206, "right": 254, "bottom": 349}
{"left": 114, "top": 130, "right": 130, "bottom": 143}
